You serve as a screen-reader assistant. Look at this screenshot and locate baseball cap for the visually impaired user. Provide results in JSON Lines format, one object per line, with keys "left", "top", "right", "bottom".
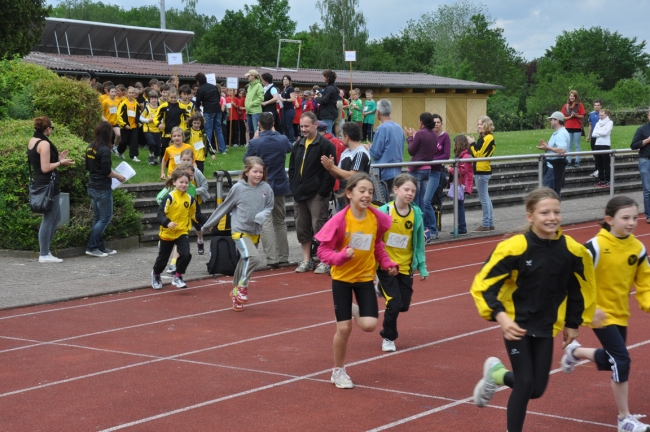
{"left": 316, "top": 121, "right": 328, "bottom": 132}
{"left": 547, "top": 111, "right": 565, "bottom": 122}
{"left": 244, "top": 69, "right": 259, "bottom": 77}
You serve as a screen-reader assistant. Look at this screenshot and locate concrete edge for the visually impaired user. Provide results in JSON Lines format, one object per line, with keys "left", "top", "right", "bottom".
{"left": 0, "top": 236, "right": 141, "bottom": 259}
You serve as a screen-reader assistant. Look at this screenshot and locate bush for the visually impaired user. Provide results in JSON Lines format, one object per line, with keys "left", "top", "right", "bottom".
{"left": 0, "top": 57, "right": 58, "bottom": 119}
{"left": 0, "top": 119, "right": 141, "bottom": 252}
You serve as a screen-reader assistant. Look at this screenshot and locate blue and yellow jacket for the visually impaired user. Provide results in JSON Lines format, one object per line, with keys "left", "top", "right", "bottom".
{"left": 471, "top": 228, "right": 596, "bottom": 337}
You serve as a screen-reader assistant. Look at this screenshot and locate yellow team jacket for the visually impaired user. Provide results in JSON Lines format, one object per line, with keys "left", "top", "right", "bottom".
{"left": 117, "top": 98, "right": 140, "bottom": 129}
{"left": 470, "top": 133, "right": 495, "bottom": 175}
{"left": 157, "top": 189, "right": 197, "bottom": 241}
{"left": 471, "top": 228, "right": 596, "bottom": 337}
{"left": 178, "top": 100, "right": 195, "bottom": 131}
{"left": 141, "top": 103, "right": 161, "bottom": 133}
{"left": 584, "top": 228, "right": 650, "bottom": 327}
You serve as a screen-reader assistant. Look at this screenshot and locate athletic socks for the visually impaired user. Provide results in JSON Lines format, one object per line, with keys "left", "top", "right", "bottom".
{"left": 490, "top": 363, "right": 509, "bottom": 386}
{"left": 171, "top": 257, "right": 177, "bottom": 265}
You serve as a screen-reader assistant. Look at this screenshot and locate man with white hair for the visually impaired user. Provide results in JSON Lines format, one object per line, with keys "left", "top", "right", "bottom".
{"left": 368, "top": 99, "right": 404, "bottom": 199}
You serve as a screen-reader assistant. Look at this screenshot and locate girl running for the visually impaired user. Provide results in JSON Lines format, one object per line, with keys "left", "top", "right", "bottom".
{"left": 314, "top": 172, "right": 398, "bottom": 389}
{"left": 376, "top": 173, "right": 428, "bottom": 352}
{"left": 160, "top": 127, "right": 194, "bottom": 180}
{"left": 202, "top": 157, "right": 274, "bottom": 311}
{"left": 151, "top": 169, "right": 197, "bottom": 290}
{"left": 561, "top": 196, "right": 650, "bottom": 432}
{"left": 447, "top": 135, "right": 474, "bottom": 235}
{"left": 470, "top": 187, "right": 596, "bottom": 432}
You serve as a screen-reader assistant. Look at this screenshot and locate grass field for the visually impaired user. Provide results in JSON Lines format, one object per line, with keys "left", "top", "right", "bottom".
{"left": 117, "top": 125, "right": 640, "bottom": 184}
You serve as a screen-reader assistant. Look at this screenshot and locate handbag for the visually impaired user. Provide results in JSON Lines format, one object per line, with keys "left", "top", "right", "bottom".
{"left": 28, "top": 158, "right": 56, "bottom": 213}
{"left": 446, "top": 182, "right": 466, "bottom": 201}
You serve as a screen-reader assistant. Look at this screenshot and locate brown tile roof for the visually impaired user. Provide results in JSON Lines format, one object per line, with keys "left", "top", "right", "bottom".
{"left": 25, "top": 51, "right": 503, "bottom": 90}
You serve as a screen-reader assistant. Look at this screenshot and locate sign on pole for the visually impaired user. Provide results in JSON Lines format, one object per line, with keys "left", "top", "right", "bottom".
{"left": 167, "top": 53, "right": 183, "bottom": 65}
{"left": 344, "top": 51, "right": 357, "bottom": 62}
{"left": 226, "top": 77, "right": 238, "bottom": 89}
{"left": 206, "top": 73, "right": 217, "bottom": 85}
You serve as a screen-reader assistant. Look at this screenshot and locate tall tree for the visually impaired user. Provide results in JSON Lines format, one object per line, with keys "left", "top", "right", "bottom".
{"left": 315, "top": 0, "right": 368, "bottom": 69}
{"left": 1, "top": 0, "right": 51, "bottom": 57}
{"left": 541, "top": 27, "right": 650, "bottom": 91}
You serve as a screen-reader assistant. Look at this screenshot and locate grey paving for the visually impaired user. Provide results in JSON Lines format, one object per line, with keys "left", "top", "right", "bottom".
{"left": 3, "top": 190, "right": 643, "bottom": 311}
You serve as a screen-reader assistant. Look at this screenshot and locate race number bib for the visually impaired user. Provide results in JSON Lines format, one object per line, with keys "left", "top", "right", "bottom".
{"left": 363, "top": 106, "right": 368, "bottom": 112}
{"left": 127, "top": 110, "right": 135, "bottom": 118}
{"left": 109, "top": 107, "right": 117, "bottom": 114}
{"left": 174, "top": 155, "right": 181, "bottom": 164}
{"left": 194, "top": 141, "right": 205, "bottom": 151}
{"left": 385, "top": 233, "right": 409, "bottom": 249}
{"left": 349, "top": 233, "right": 372, "bottom": 251}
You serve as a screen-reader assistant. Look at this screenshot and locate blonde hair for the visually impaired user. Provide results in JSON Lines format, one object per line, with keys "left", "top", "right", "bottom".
{"left": 511, "top": 187, "right": 561, "bottom": 235}
{"left": 478, "top": 116, "right": 494, "bottom": 135}
{"left": 242, "top": 156, "right": 267, "bottom": 182}
{"left": 170, "top": 127, "right": 183, "bottom": 138}
{"left": 180, "top": 149, "right": 194, "bottom": 160}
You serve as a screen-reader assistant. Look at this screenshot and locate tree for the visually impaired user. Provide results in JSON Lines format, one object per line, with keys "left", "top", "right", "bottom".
{"left": 608, "top": 79, "right": 650, "bottom": 109}
{"left": 314, "top": 0, "right": 368, "bottom": 69}
{"left": 1, "top": 0, "right": 51, "bottom": 57}
{"left": 542, "top": 27, "right": 650, "bottom": 91}
{"left": 527, "top": 72, "right": 602, "bottom": 119}
{"left": 361, "top": 32, "right": 435, "bottom": 73}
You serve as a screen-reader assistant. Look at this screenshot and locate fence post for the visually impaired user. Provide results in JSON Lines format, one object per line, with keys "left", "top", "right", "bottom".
{"left": 609, "top": 150, "right": 616, "bottom": 198}
{"left": 453, "top": 160, "right": 459, "bottom": 238}
{"left": 538, "top": 156, "right": 544, "bottom": 188}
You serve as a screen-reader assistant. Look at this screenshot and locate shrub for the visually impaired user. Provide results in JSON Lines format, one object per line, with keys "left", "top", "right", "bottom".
{"left": 0, "top": 57, "right": 58, "bottom": 119}
{"left": 0, "top": 119, "right": 141, "bottom": 252}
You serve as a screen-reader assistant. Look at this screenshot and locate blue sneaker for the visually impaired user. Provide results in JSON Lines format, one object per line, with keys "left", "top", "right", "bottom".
{"left": 424, "top": 228, "right": 431, "bottom": 244}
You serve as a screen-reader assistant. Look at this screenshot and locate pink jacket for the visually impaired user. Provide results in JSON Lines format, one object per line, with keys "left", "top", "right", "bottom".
{"left": 448, "top": 149, "right": 474, "bottom": 194}
{"left": 315, "top": 205, "right": 397, "bottom": 269}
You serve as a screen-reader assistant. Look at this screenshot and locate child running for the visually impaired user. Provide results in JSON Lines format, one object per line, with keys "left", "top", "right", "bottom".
{"left": 561, "top": 196, "right": 650, "bottom": 432}
{"left": 376, "top": 173, "right": 428, "bottom": 352}
{"left": 470, "top": 187, "right": 596, "bottom": 432}
{"left": 447, "top": 135, "right": 474, "bottom": 235}
{"left": 314, "top": 172, "right": 398, "bottom": 389}
{"left": 160, "top": 127, "right": 194, "bottom": 180}
{"left": 186, "top": 112, "right": 215, "bottom": 174}
{"left": 202, "top": 157, "right": 274, "bottom": 311}
{"left": 151, "top": 169, "right": 197, "bottom": 290}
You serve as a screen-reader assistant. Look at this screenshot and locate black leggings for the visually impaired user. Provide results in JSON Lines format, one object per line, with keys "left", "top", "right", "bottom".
{"left": 377, "top": 270, "right": 413, "bottom": 341}
{"left": 503, "top": 336, "right": 554, "bottom": 432}
{"left": 594, "top": 144, "right": 611, "bottom": 182}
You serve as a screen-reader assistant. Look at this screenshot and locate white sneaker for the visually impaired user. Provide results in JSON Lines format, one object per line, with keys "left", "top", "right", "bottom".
{"left": 591, "top": 170, "right": 599, "bottom": 179}
{"left": 473, "top": 357, "right": 504, "bottom": 407}
{"left": 561, "top": 340, "right": 581, "bottom": 373}
{"left": 382, "top": 338, "right": 396, "bottom": 352}
{"left": 151, "top": 271, "right": 163, "bottom": 290}
{"left": 618, "top": 414, "right": 650, "bottom": 432}
{"left": 39, "top": 253, "right": 63, "bottom": 263}
{"left": 118, "top": 153, "right": 125, "bottom": 159}
{"left": 331, "top": 367, "right": 354, "bottom": 389}
{"left": 314, "top": 263, "right": 330, "bottom": 274}
{"left": 132, "top": 156, "right": 141, "bottom": 162}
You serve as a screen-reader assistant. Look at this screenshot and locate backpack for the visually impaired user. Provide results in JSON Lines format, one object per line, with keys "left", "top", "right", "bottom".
{"left": 206, "top": 236, "right": 239, "bottom": 276}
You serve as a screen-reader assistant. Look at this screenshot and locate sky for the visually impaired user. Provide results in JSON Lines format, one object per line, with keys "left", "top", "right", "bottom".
{"left": 46, "top": 0, "right": 650, "bottom": 61}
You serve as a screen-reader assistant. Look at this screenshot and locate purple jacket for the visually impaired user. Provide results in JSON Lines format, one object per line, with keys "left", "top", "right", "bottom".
{"left": 407, "top": 127, "right": 437, "bottom": 171}
{"left": 432, "top": 132, "right": 451, "bottom": 171}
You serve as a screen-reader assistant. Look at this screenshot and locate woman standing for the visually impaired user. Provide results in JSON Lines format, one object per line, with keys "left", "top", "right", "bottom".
{"left": 27, "top": 116, "right": 75, "bottom": 263}
{"left": 279, "top": 75, "right": 296, "bottom": 142}
{"left": 592, "top": 109, "right": 614, "bottom": 188}
{"left": 85, "top": 121, "right": 126, "bottom": 257}
{"left": 562, "top": 90, "right": 586, "bottom": 168}
{"left": 260, "top": 73, "right": 282, "bottom": 134}
{"left": 421, "top": 114, "right": 450, "bottom": 242}
{"left": 470, "top": 116, "right": 496, "bottom": 232}
{"left": 404, "top": 113, "right": 436, "bottom": 226}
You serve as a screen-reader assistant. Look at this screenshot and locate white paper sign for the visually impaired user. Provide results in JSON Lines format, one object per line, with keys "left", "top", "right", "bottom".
{"left": 206, "top": 73, "right": 217, "bottom": 85}
{"left": 386, "top": 233, "right": 409, "bottom": 249}
{"left": 193, "top": 141, "right": 205, "bottom": 151}
{"left": 167, "top": 53, "right": 183, "bottom": 65}
{"left": 111, "top": 161, "right": 136, "bottom": 189}
{"left": 344, "top": 51, "right": 356, "bottom": 62}
{"left": 226, "top": 77, "right": 238, "bottom": 89}
{"left": 349, "top": 233, "right": 372, "bottom": 251}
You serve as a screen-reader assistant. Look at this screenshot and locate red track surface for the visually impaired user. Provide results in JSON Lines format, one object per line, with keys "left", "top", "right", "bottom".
{"left": 2, "top": 220, "right": 650, "bottom": 431}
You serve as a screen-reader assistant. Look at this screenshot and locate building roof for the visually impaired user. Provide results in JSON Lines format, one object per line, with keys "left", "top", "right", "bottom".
{"left": 36, "top": 18, "right": 194, "bottom": 61}
{"left": 24, "top": 51, "right": 503, "bottom": 90}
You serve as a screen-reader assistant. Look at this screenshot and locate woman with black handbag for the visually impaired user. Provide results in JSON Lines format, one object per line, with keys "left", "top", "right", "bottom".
{"left": 27, "top": 116, "right": 74, "bottom": 263}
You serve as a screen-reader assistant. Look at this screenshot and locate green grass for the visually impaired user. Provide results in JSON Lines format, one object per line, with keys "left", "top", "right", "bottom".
{"left": 119, "top": 125, "right": 641, "bottom": 184}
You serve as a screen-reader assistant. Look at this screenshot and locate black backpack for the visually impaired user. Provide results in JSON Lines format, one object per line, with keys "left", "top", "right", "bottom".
{"left": 206, "top": 236, "right": 239, "bottom": 276}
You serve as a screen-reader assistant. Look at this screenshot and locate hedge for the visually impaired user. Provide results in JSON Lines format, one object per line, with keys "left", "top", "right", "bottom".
{"left": 0, "top": 119, "right": 142, "bottom": 251}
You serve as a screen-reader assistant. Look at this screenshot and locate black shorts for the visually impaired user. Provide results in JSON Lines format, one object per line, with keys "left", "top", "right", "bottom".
{"left": 332, "top": 280, "right": 378, "bottom": 322}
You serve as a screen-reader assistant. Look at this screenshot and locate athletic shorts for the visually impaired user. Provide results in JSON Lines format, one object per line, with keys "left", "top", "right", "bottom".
{"left": 331, "top": 280, "right": 378, "bottom": 322}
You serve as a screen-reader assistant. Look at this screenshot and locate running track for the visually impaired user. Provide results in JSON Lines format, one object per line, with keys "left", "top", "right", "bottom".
{"left": 1, "top": 221, "right": 649, "bottom": 431}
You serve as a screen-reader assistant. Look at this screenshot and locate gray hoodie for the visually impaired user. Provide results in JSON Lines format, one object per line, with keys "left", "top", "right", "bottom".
{"left": 202, "top": 179, "right": 274, "bottom": 235}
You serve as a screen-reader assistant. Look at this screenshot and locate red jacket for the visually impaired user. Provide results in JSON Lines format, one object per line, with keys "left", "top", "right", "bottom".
{"left": 449, "top": 149, "right": 474, "bottom": 195}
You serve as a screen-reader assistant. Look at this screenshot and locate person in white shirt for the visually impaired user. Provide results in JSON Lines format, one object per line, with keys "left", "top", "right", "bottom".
{"left": 592, "top": 109, "right": 614, "bottom": 188}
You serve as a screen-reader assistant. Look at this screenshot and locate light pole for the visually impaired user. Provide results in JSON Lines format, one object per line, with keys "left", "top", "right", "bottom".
{"left": 160, "top": 0, "right": 166, "bottom": 29}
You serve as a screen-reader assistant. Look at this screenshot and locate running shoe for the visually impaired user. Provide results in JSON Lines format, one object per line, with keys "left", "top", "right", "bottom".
{"left": 561, "top": 340, "right": 581, "bottom": 373}
{"left": 382, "top": 338, "right": 396, "bottom": 352}
{"left": 39, "top": 253, "right": 63, "bottom": 263}
{"left": 151, "top": 271, "right": 162, "bottom": 290}
{"left": 618, "top": 414, "right": 650, "bottom": 432}
{"left": 331, "top": 367, "right": 354, "bottom": 389}
{"left": 591, "top": 170, "right": 599, "bottom": 179}
{"left": 314, "top": 263, "right": 330, "bottom": 274}
{"left": 234, "top": 285, "right": 248, "bottom": 303}
{"left": 231, "top": 290, "right": 244, "bottom": 312}
{"left": 197, "top": 242, "right": 205, "bottom": 255}
{"left": 100, "top": 248, "right": 117, "bottom": 255}
{"left": 295, "top": 261, "right": 314, "bottom": 273}
{"left": 148, "top": 155, "right": 155, "bottom": 165}
{"left": 473, "top": 356, "right": 504, "bottom": 407}
{"left": 166, "top": 264, "right": 176, "bottom": 274}
{"left": 85, "top": 249, "right": 107, "bottom": 258}
{"left": 132, "top": 156, "right": 141, "bottom": 162}
{"left": 118, "top": 153, "right": 125, "bottom": 160}
{"left": 171, "top": 275, "right": 187, "bottom": 289}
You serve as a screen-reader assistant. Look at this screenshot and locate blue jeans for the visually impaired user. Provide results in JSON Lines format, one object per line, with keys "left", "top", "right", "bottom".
{"left": 475, "top": 174, "right": 493, "bottom": 227}
{"left": 567, "top": 131, "right": 582, "bottom": 165}
{"left": 322, "top": 118, "right": 334, "bottom": 134}
{"left": 409, "top": 169, "right": 430, "bottom": 211}
{"left": 457, "top": 200, "right": 466, "bottom": 233}
{"left": 423, "top": 170, "right": 442, "bottom": 235}
{"left": 639, "top": 157, "right": 650, "bottom": 218}
{"left": 247, "top": 113, "right": 260, "bottom": 140}
{"left": 39, "top": 193, "right": 61, "bottom": 256}
{"left": 87, "top": 188, "right": 113, "bottom": 251}
{"left": 204, "top": 111, "right": 226, "bottom": 153}
{"left": 282, "top": 108, "right": 295, "bottom": 142}
{"left": 543, "top": 160, "right": 567, "bottom": 198}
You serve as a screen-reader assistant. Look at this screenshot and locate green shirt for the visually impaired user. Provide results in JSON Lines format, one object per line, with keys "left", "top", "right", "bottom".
{"left": 350, "top": 99, "right": 363, "bottom": 122}
{"left": 187, "top": 183, "right": 197, "bottom": 198}
{"left": 363, "top": 100, "right": 376, "bottom": 125}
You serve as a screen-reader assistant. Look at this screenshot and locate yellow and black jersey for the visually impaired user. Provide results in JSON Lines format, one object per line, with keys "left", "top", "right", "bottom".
{"left": 117, "top": 98, "right": 141, "bottom": 129}
{"left": 141, "top": 103, "right": 161, "bottom": 133}
{"left": 382, "top": 204, "right": 414, "bottom": 275}
{"left": 102, "top": 97, "right": 120, "bottom": 126}
{"left": 585, "top": 228, "right": 650, "bottom": 327}
{"left": 157, "top": 189, "right": 197, "bottom": 241}
{"left": 471, "top": 228, "right": 596, "bottom": 337}
{"left": 179, "top": 100, "right": 195, "bottom": 130}
{"left": 184, "top": 128, "right": 209, "bottom": 161}
{"left": 155, "top": 101, "right": 188, "bottom": 138}
{"left": 470, "top": 133, "right": 495, "bottom": 174}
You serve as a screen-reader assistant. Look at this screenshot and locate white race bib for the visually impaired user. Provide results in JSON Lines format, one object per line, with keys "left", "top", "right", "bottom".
{"left": 349, "top": 233, "right": 372, "bottom": 251}
{"left": 174, "top": 155, "right": 181, "bottom": 164}
{"left": 109, "top": 107, "right": 117, "bottom": 114}
{"left": 194, "top": 141, "right": 205, "bottom": 151}
{"left": 127, "top": 110, "right": 135, "bottom": 118}
{"left": 385, "top": 233, "right": 409, "bottom": 249}
{"left": 363, "top": 106, "right": 368, "bottom": 112}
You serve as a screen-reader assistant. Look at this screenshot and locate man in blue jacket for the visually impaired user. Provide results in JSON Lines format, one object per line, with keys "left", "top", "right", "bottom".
{"left": 369, "top": 99, "right": 404, "bottom": 200}
{"left": 244, "top": 112, "right": 293, "bottom": 267}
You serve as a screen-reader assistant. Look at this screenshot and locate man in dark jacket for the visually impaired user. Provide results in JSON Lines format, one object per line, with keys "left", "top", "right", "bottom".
{"left": 315, "top": 69, "right": 339, "bottom": 134}
{"left": 194, "top": 73, "right": 225, "bottom": 154}
{"left": 244, "top": 113, "right": 293, "bottom": 267}
{"left": 631, "top": 108, "right": 650, "bottom": 223}
{"left": 289, "top": 112, "right": 337, "bottom": 273}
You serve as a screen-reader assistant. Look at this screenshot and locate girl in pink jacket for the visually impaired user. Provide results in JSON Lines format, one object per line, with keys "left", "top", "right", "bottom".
{"left": 448, "top": 135, "right": 474, "bottom": 235}
{"left": 315, "top": 172, "right": 398, "bottom": 389}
